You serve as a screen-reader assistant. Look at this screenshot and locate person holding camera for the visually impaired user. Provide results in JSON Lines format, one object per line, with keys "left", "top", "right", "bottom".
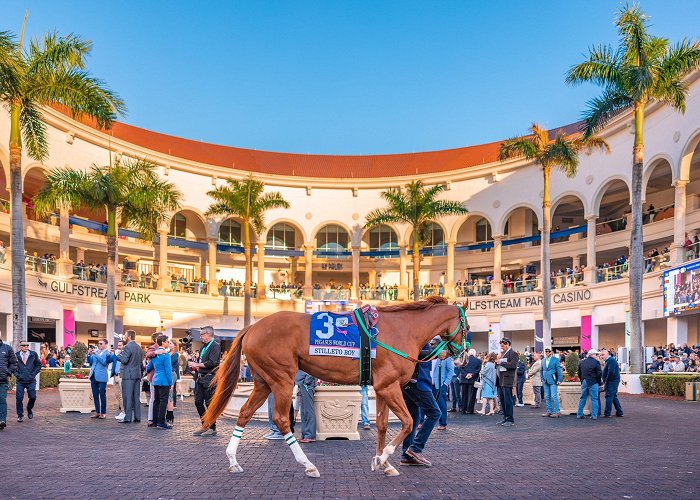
{"left": 192, "top": 326, "right": 221, "bottom": 437}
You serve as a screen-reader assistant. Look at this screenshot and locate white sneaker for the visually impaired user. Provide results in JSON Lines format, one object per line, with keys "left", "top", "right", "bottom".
{"left": 115, "top": 412, "right": 126, "bottom": 420}
{"left": 515, "top": 403, "right": 525, "bottom": 407}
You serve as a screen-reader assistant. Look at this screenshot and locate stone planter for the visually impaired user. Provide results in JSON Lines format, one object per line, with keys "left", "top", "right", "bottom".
{"left": 59, "top": 378, "right": 94, "bottom": 413}
{"left": 522, "top": 379, "right": 535, "bottom": 405}
{"left": 314, "top": 385, "right": 361, "bottom": 440}
{"left": 558, "top": 382, "right": 604, "bottom": 415}
{"left": 179, "top": 375, "right": 194, "bottom": 397}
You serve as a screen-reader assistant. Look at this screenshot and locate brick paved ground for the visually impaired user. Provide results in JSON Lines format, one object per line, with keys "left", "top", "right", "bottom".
{"left": 2, "top": 389, "right": 699, "bottom": 499}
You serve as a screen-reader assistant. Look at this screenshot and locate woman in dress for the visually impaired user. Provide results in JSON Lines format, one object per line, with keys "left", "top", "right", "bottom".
{"left": 477, "top": 352, "right": 498, "bottom": 415}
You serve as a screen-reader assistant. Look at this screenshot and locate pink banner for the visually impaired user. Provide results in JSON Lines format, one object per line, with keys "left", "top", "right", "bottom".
{"left": 580, "top": 315, "right": 592, "bottom": 352}
{"left": 63, "top": 309, "right": 75, "bottom": 347}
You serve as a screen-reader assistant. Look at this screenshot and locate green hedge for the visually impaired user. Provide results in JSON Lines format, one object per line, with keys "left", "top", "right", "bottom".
{"left": 7, "top": 368, "right": 91, "bottom": 390}
{"left": 640, "top": 374, "right": 700, "bottom": 397}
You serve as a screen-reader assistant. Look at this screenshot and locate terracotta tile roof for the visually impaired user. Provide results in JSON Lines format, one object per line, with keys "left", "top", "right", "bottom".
{"left": 55, "top": 107, "right": 582, "bottom": 179}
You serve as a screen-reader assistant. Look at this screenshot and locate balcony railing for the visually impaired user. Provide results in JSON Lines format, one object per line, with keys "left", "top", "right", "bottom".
{"left": 25, "top": 255, "right": 57, "bottom": 274}
{"left": 503, "top": 278, "right": 539, "bottom": 294}
{"left": 73, "top": 265, "right": 107, "bottom": 283}
{"left": 683, "top": 241, "right": 700, "bottom": 262}
{"left": 456, "top": 283, "right": 492, "bottom": 297}
{"left": 312, "top": 289, "right": 351, "bottom": 301}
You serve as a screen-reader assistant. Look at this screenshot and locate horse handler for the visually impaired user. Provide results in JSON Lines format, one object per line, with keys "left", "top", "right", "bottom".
{"left": 400, "top": 344, "right": 441, "bottom": 467}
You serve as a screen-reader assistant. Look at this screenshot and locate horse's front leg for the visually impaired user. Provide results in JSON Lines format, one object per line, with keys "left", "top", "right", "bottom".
{"left": 372, "top": 393, "right": 399, "bottom": 476}
{"left": 226, "top": 381, "right": 271, "bottom": 473}
{"left": 372, "top": 383, "right": 413, "bottom": 470}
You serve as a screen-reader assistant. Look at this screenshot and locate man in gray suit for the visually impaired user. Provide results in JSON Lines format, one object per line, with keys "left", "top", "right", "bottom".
{"left": 295, "top": 370, "right": 317, "bottom": 443}
{"left": 116, "top": 330, "right": 143, "bottom": 423}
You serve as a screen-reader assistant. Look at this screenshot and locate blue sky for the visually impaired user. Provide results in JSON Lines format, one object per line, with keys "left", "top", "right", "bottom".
{"left": 6, "top": 1, "right": 700, "bottom": 154}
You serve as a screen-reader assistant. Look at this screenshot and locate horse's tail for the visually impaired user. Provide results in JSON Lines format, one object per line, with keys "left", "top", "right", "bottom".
{"left": 202, "top": 326, "right": 249, "bottom": 428}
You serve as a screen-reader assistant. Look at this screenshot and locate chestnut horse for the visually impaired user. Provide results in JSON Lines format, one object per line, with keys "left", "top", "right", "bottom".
{"left": 201, "top": 296, "right": 469, "bottom": 478}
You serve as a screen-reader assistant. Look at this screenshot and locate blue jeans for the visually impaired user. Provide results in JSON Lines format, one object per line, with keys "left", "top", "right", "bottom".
{"left": 432, "top": 385, "right": 448, "bottom": 426}
{"left": 401, "top": 384, "right": 440, "bottom": 455}
{"left": 604, "top": 380, "right": 624, "bottom": 416}
{"left": 360, "top": 386, "right": 370, "bottom": 426}
{"left": 543, "top": 383, "right": 560, "bottom": 414}
{"left": 15, "top": 380, "right": 37, "bottom": 417}
{"left": 267, "top": 394, "right": 280, "bottom": 433}
{"left": 90, "top": 378, "right": 107, "bottom": 414}
{"left": 449, "top": 376, "right": 461, "bottom": 409}
{"left": 577, "top": 380, "right": 599, "bottom": 418}
{"left": 0, "top": 382, "right": 7, "bottom": 422}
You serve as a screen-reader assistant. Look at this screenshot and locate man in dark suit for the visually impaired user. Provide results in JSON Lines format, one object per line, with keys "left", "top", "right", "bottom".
{"left": 496, "top": 338, "right": 519, "bottom": 426}
{"left": 601, "top": 349, "right": 624, "bottom": 417}
{"left": 577, "top": 349, "right": 603, "bottom": 419}
{"left": 116, "top": 330, "right": 144, "bottom": 423}
{"left": 458, "top": 349, "right": 481, "bottom": 414}
{"left": 0, "top": 336, "right": 17, "bottom": 429}
{"left": 15, "top": 342, "right": 42, "bottom": 422}
{"left": 192, "top": 326, "right": 222, "bottom": 437}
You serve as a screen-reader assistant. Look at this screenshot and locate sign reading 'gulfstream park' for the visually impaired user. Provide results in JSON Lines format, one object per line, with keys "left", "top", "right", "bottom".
{"left": 466, "top": 289, "right": 592, "bottom": 311}
{"left": 39, "top": 277, "right": 152, "bottom": 303}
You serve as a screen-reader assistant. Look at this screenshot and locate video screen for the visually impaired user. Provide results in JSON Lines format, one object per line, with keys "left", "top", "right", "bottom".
{"left": 663, "top": 260, "right": 700, "bottom": 316}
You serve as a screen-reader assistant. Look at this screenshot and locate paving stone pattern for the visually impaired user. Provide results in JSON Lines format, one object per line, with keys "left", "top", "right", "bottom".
{"left": 2, "top": 389, "right": 699, "bottom": 499}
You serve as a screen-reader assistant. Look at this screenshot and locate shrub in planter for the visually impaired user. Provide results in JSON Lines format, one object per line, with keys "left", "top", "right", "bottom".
{"left": 640, "top": 374, "right": 700, "bottom": 397}
{"left": 71, "top": 341, "right": 88, "bottom": 370}
{"left": 41, "top": 368, "right": 90, "bottom": 388}
{"left": 564, "top": 352, "right": 580, "bottom": 382}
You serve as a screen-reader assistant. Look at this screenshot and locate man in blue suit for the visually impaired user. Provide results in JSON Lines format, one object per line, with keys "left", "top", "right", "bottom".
{"left": 432, "top": 349, "right": 455, "bottom": 430}
{"left": 89, "top": 340, "right": 109, "bottom": 418}
{"left": 14, "top": 342, "right": 42, "bottom": 422}
{"left": 601, "top": 349, "right": 624, "bottom": 417}
{"left": 541, "top": 347, "right": 563, "bottom": 418}
{"left": 459, "top": 349, "right": 481, "bottom": 414}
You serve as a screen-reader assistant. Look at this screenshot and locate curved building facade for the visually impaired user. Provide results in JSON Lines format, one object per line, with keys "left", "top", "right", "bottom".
{"left": 2, "top": 71, "right": 700, "bottom": 354}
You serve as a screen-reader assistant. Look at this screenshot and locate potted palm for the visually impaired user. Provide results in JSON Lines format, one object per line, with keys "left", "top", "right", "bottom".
{"left": 58, "top": 341, "right": 94, "bottom": 413}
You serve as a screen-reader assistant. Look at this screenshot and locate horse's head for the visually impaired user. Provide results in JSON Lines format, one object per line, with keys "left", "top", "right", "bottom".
{"left": 439, "top": 302, "right": 471, "bottom": 359}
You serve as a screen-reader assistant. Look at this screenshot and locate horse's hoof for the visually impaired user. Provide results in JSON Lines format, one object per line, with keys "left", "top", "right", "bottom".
{"left": 228, "top": 464, "right": 244, "bottom": 473}
{"left": 305, "top": 467, "right": 320, "bottom": 478}
{"left": 383, "top": 465, "right": 400, "bottom": 476}
{"left": 371, "top": 456, "right": 382, "bottom": 471}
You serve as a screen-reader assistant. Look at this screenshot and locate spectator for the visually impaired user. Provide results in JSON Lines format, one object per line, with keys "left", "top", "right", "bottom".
{"left": 63, "top": 354, "right": 72, "bottom": 374}
{"left": 88, "top": 339, "right": 109, "bottom": 419}
{"left": 110, "top": 341, "right": 124, "bottom": 421}
{"left": 192, "top": 326, "right": 222, "bottom": 437}
{"left": 496, "top": 338, "right": 519, "bottom": 426}
{"left": 515, "top": 356, "right": 526, "bottom": 407}
{"left": 295, "top": 370, "right": 317, "bottom": 443}
{"left": 541, "top": 347, "right": 563, "bottom": 418}
{"left": 577, "top": 349, "right": 602, "bottom": 420}
{"left": 360, "top": 385, "right": 371, "bottom": 430}
{"left": 447, "top": 359, "right": 461, "bottom": 413}
{"left": 167, "top": 339, "right": 179, "bottom": 424}
{"left": 14, "top": 342, "right": 41, "bottom": 422}
{"left": 458, "top": 348, "right": 481, "bottom": 414}
{"left": 528, "top": 352, "right": 543, "bottom": 409}
{"left": 431, "top": 349, "right": 454, "bottom": 430}
{"left": 116, "top": 330, "right": 144, "bottom": 424}
{"left": 600, "top": 349, "right": 623, "bottom": 418}
{"left": 476, "top": 352, "right": 497, "bottom": 416}
{"left": 145, "top": 335, "right": 174, "bottom": 430}
{"left": 0, "top": 335, "right": 17, "bottom": 430}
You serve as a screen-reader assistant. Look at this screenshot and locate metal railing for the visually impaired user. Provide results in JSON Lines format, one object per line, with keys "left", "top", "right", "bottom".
{"left": 683, "top": 241, "right": 700, "bottom": 262}
{"left": 596, "top": 215, "right": 627, "bottom": 234}
{"left": 218, "top": 284, "right": 257, "bottom": 297}
{"left": 25, "top": 255, "right": 57, "bottom": 274}
{"left": 312, "top": 289, "right": 351, "bottom": 300}
{"left": 267, "top": 285, "right": 303, "bottom": 300}
{"left": 456, "top": 283, "right": 492, "bottom": 297}
{"left": 502, "top": 278, "right": 539, "bottom": 294}
{"left": 597, "top": 263, "right": 627, "bottom": 282}
{"left": 643, "top": 204, "right": 674, "bottom": 225}
{"left": 73, "top": 265, "right": 107, "bottom": 283}
{"left": 359, "top": 287, "right": 400, "bottom": 301}
{"left": 551, "top": 272, "right": 584, "bottom": 289}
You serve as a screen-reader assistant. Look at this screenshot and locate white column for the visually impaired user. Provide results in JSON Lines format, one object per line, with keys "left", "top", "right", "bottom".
{"left": 667, "top": 316, "right": 688, "bottom": 346}
{"left": 57, "top": 208, "right": 73, "bottom": 276}
{"left": 158, "top": 230, "right": 169, "bottom": 292}
{"left": 75, "top": 247, "right": 85, "bottom": 265}
{"left": 445, "top": 241, "right": 455, "bottom": 298}
{"left": 208, "top": 238, "right": 218, "bottom": 296}
{"left": 256, "top": 242, "right": 266, "bottom": 299}
{"left": 584, "top": 215, "right": 597, "bottom": 284}
{"left": 304, "top": 244, "right": 314, "bottom": 298}
{"left": 590, "top": 323, "right": 600, "bottom": 350}
{"left": 351, "top": 246, "right": 360, "bottom": 300}
{"left": 398, "top": 244, "right": 408, "bottom": 300}
{"left": 670, "top": 180, "right": 688, "bottom": 265}
{"left": 368, "top": 269, "right": 377, "bottom": 288}
{"left": 491, "top": 235, "right": 503, "bottom": 296}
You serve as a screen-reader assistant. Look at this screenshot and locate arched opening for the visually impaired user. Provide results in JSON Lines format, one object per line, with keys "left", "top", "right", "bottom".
{"left": 407, "top": 222, "right": 445, "bottom": 249}
{"left": 644, "top": 161, "right": 674, "bottom": 224}
{"left": 23, "top": 167, "right": 50, "bottom": 223}
{"left": 266, "top": 222, "right": 302, "bottom": 250}
{"left": 456, "top": 215, "right": 493, "bottom": 247}
{"left": 552, "top": 195, "right": 585, "bottom": 243}
{"left": 169, "top": 209, "right": 207, "bottom": 242}
{"left": 687, "top": 139, "right": 700, "bottom": 199}
{"left": 362, "top": 224, "right": 399, "bottom": 252}
{"left": 218, "top": 218, "right": 242, "bottom": 246}
{"left": 502, "top": 206, "right": 539, "bottom": 245}
{"left": 596, "top": 180, "right": 630, "bottom": 235}
{"left": 315, "top": 223, "right": 350, "bottom": 251}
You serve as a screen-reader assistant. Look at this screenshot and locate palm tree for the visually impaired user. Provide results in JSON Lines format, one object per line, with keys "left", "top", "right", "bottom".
{"left": 365, "top": 180, "right": 468, "bottom": 301}
{"left": 499, "top": 124, "right": 609, "bottom": 348}
{"left": 1, "top": 27, "right": 124, "bottom": 349}
{"left": 566, "top": 4, "right": 700, "bottom": 372}
{"left": 206, "top": 177, "right": 290, "bottom": 327}
{"left": 33, "top": 159, "right": 181, "bottom": 342}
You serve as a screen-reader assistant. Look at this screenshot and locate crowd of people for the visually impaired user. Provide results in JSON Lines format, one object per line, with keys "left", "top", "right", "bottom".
{"left": 647, "top": 343, "right": 700, "bottom": 372}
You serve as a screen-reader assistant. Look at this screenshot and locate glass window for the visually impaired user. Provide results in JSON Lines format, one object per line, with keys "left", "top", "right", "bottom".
{"left": 424, "top": 222, "right": 445, "bottom": 248}
{"left": 266, "top": 223, "right": 297, "bottom": 250}
{"left": 219, "top": 219, "right": 242, "bottom": 245}
{"left": 475, "top": 218, "right": 492, "bottom": 243}
{"left": 169, "top": 213, "right": 186, "bottom": 239}
{"left": 316, "top": 224, "right": 349, "bottom": 251}
{"left": 368, "top": 225, "right": 398, "bottom": 251}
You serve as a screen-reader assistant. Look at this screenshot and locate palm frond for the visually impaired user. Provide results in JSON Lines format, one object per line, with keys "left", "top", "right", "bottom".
{"left": 616, "top": 3, "right": 652, "bottom": 67}
{"left": 365, "top": 208, "right": 405, "bottom": 228}
{"left": 26, "top": 32, "right": 91, "bottom": 73}
{"left": 659, "top": 39, "right": 700, "bottom": 78}
{"left": 19, "top": 101, "right": 49, "bottom": 162}
{"left": 565, "top": 44, "right": 621, "bottom": 87}
{"left": 33, "top": 167, "right": 93, "bottom": 217}
{"left": 499, "top": 136, "right": 539, "bottom": 162}
{"left": 545, "top": 136, "right": 580, "bottom": 178}
{"left": 0, "top": 30, "right": 20, "bottom": 99}
{"left": 580, "top": 86, "right": 633, "bottom": 137}
{"left": 429, "top": 200, "right": 468, "bottom": 218}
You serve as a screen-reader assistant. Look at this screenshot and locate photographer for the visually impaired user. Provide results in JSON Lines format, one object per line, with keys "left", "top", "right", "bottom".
{"left": 191, "top": 326, "right": 221, "bottom": 437}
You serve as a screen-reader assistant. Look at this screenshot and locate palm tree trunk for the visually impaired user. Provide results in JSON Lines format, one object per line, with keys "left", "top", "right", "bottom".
{"left": 629, "top": 103, "right": 645, "bottom": 373}
{"left": 412, "top": 234, "right": 420, "bottom": 301}
{"left": 542, "top": 166, "right": 552, "bottom": 350}
{"left": 9, "top": 102, "right": 25, "bottom": 350}
{"left": 106, "top": 209, "right": 118, "bottom": 343}
{"left": 243, "top": 220, "right": 252, "bottom": 327}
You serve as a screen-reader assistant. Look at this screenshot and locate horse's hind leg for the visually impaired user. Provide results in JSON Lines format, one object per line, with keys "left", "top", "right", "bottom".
{"left": 374, "top": 383, "right": 414, "bottom": 469}
{"left": 373, "top": 393, "right": 399, "bottom": 476}
{"left": 270, "top": 382, "right": 320, "bottom": 478}
{"left": 227, "top": 380, "right": 271, "bottom": 473}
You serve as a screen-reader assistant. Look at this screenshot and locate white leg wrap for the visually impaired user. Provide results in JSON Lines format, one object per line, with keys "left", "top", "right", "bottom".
{"left": 379, "top": 444, "right": 396, "bottom": 465}
{"left": 227, "top": 426, "right": 244, "bottom": 470}
{"left": 285, "top": 432, "right": 319, "bottom": 476}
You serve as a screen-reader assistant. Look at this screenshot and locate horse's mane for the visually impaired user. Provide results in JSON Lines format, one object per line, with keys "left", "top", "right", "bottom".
{"left": 377, "top": 295, "right": 448, "bottom": 312}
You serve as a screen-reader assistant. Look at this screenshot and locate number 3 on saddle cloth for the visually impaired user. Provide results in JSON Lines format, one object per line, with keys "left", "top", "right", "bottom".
{"left": 309, "top": 305, "right": 378, "bottom": 386}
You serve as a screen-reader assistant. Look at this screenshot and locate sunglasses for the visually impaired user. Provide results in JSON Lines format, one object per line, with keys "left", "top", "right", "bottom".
{"left": 20, "top": 344, "right": 29, "bottom": 347}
